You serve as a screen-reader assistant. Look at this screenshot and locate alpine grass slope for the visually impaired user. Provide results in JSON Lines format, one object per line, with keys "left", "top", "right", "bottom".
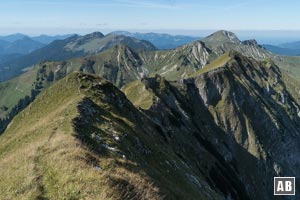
{"left": 0, "top": 30, "right": 300, "bottom": 199}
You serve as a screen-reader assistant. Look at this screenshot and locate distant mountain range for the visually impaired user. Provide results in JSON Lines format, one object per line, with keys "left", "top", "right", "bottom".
{"left": 0, "top": 31, "right": 199, "bottom": 50}
{"left": 1, "top": 30, "right": 300, "bottom": 199}
{"left": 2, "top": 30, "right": 300, "bottom": 83}
{"left": 0, "top": 33, "right": 29, "bottom": 43}
{"left": 31, "top": 34, "right": 75, "bottom": 44}
{"left": 0, "top": 33, "right": 73, "bottom": 65}
{"left": 280, "top": 41, "right": 300, "bottom": 49}
{"left": 0, "top": 36, "right": 44, "bottom": 55}
{"left": 262, "top": 44, "right": 300, "bottom": 56}
{"left": 0, "top": 33, "right": 73, "bottom": 44}
{"left": 2, "top": 29, "right": 300, "bottom": 122}
{"left": 263, "top": 40, "right": 300, "bottom": 56}
{"left": 0, "top": 32, "right": 156, "bottom": 82}
{"left": 113, "top": 31, "right": 199, "bottom": 49}
{"left": 4, "top": 31, "right": 300, "bottom": 56}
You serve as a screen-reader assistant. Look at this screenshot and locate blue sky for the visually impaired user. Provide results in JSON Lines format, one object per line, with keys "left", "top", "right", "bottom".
{"left": 1, "top": 0, "right": 300, "bottom": 36}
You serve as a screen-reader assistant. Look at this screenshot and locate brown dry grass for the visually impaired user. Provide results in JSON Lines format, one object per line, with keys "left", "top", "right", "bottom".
{"left": 0, "top": 73, "right": 163, "bottom": 200}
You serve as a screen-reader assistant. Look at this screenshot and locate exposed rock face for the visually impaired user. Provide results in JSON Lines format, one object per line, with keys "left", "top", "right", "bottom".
{"left": 1, "top": 48, "right": 300, "bottom": 199}
{"left": 183, "top": 53, "right": 300, "bottom": 199}
{"left": 203, "top": 38, "right": 271, "bottom": 60}
{"left": 121, "top": 52, "right": 300, "bottom": 199}
{"left": 2, "top": 30, "right": 300, "bottom": 199}
{"left": 242, "top": 39, "right": 258, "bottom": 46}
{"left": 27, "top": 30, "right": 290, "bottom": 92}
{"left": 72, "top": 72, "right": 254, "bottom": 199}
{"left": 0, "top": 32, "right": 156, "bottom": 82}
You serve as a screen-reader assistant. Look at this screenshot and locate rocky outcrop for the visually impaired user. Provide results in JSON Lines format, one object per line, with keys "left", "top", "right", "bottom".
{"left": 2, "top": 48, "right": 300, "bottom": 200}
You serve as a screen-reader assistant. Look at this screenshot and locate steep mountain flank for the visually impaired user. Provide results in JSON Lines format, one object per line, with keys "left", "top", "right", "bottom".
{"left": 31, "top": 44, "right": 147, "bottom": 89}
{"left": 122, "top": 52, "right": 300, "bottom": 199}
{"left": 202, "top": 30, "right": 272, "bottom": 60}
{"left": 185, "top": 52, "right": 300, "bottom": 198}
{"left": 0, "top": 44, "right": 149, "bottom": 130}
{"left": 0, "top": 35, "right": 80, "bottom": 82}
{"left": 1, "top": 51, "right": 300, "bottom": 199}
{"left": 0, "top": 32, "right": 155, "bottom": 82}
{"left": 34, "top": 40, "right": 216, "bottom": 87}
{"left": 0, "top": 72, "right": 243, "bottom": 199}
{"left": 140, "top": 40, "right": 216, "bottom": 80}
{"left": 1, "top": 31, "right": 299, "bottom": 133}
{"left": 201, "top": 30, "right": 300, "bottom": 79}
{"left": 189, "top": 51, "right": 300, "bottom": 140}
{"left": 2, "top": 29, "right": 300, "bottom": 136}
{"left": 3, "top": 30, "right": 300, "bottom": 84}
{"left": 0, "top": 66, "right": 43, "bottom": 134}
{"left": 0, "top": 72, "right": 162, "bottom": 199}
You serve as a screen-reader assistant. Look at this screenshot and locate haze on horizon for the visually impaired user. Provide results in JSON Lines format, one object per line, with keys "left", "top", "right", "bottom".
{"left": 1, "top": 0, "right": 300, "bottom": 44}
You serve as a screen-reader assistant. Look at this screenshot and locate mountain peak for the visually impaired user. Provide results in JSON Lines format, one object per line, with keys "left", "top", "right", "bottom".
{"left": 0, "top": 33, "right": 28, "bottom": 42}
{"left": 82, "top": 32, "right": 104, "bottom": 40}
{"left": 202, "top": 30, "right": 240, "bottom": 44}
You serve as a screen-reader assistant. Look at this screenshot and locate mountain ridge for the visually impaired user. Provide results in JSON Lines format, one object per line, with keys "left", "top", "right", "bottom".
{"left": 2, "top": 48, "right": 300, "bottom": 198}
{"left": 1, "top": 29, "right": 300, "bottom": 127}
{"left": 0, "top": 32, "right": 156, "bottom": 82}
{"left": 0, "top": 71, "right": 253, "bottom": 199}
{"left": 1, "top": 25, "right": 300, "bottom": 198}
{"left": 113, "top": 31, "right": 199, "bottom": 49}
{"left": 2, "top": 36, "right": 45, "bottom": 55}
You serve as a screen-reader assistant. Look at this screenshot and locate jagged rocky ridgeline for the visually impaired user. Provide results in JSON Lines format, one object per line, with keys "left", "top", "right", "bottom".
{"left": 2, "top": 30, "right": 300, "bottom": 126}
{"left": 1, "top": 30, "right": 300, "bottom": 199}
{"left": 1, "top": 48, "right": 300, "bottom": 199}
